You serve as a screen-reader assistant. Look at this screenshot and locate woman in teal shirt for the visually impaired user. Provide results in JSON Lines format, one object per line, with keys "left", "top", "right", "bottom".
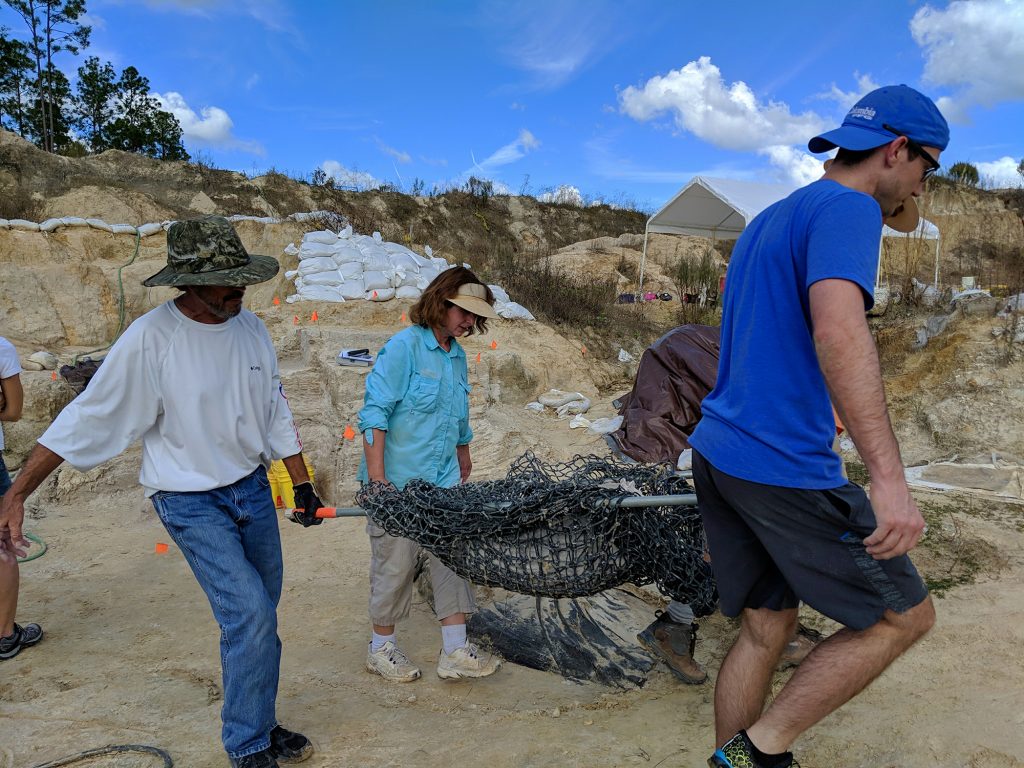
{"left": 358, "top": 267, "right": 502, "bottom": 682}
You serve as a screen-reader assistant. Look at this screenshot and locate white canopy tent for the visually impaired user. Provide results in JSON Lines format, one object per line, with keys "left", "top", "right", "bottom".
{"left": 640, "top": 175, "right": 941, "bottom": 292}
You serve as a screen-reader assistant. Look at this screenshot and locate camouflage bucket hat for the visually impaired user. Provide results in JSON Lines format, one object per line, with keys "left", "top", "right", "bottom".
{"left": 142, "top": 215, "right": 280, "bottom": 287}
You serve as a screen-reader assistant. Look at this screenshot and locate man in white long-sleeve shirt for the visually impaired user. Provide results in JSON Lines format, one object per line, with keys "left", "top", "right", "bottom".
{"left": 0, "top": 216, "right": 323, "bottom": 768}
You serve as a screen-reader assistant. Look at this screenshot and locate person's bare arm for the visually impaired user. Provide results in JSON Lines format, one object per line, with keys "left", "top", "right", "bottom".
{"left": 457, "top": 444, "right": 472, "bottom": 483}
{"left": 363, "top": 428, "right": 390, "bottom": 484}
{"left": 810, "top": 279, "right": 924, "bottom": 559}
{"left": 0, "top": 374, "right": 23, "bottom": 422}
{"left": 281, "top": 452, "right": 311, "bottom": 485}
{"left": 0, "top": 443, "right": 64, "bottom": 561}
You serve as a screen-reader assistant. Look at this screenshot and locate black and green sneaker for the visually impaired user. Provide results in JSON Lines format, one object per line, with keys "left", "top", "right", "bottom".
{"left": 708, "top": 731, "right": 795, "bottom": 768}
{"left": 0, "top": 622, "right": 43, "bottom": 661}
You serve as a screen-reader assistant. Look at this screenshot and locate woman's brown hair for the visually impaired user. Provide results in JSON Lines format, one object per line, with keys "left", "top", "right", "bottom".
{"left": 410, "top": 266, "right": 494, "bottom": 336}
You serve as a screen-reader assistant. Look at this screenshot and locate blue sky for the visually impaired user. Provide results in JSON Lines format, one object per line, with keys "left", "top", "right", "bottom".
{"left": 4, "top": 0, "right": 1023, "bottom": 210}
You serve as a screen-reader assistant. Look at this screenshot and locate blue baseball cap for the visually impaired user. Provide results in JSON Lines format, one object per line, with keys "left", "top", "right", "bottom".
{"left": 808, "top": 84, "right": 949, "bottom": 154}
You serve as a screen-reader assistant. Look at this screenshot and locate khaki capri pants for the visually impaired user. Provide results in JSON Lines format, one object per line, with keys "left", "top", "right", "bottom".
{"left": 367, "top": 521, "right": 476, "bottom": 625}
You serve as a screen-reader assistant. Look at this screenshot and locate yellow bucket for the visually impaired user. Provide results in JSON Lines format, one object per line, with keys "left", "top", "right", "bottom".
{"left": 268, "top": 457, "right": 314, "bottom": 509}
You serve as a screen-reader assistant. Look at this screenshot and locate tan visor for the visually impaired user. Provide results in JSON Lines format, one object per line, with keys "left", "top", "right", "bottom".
{"left": 448, "top": 282, "right": 500, "bottom": 319}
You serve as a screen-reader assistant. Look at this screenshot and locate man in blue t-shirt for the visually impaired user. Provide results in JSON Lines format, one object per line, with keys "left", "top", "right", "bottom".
{"left": 690, "top": 85, "right": 948, "bottom": 768}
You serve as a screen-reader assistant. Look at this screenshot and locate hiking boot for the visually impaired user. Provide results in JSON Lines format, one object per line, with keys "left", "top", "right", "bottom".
{"left": 637, "top": 613, "right": 707, "bottom": 684}
{"left": 436, "top": 642, "right": 501, "bottom": 680}
{"left": 0, "top": 622, "right": 43, "bottom": 661}
{"left": 268, "top": 726, "right": 313, "bottom": 764}
{"left": 777, "top": 624, "right": 824, "bottom": 670}
{"left": 708, "top": 731, "right": 795, "bottom": 768}
{"left": 366, "top": 640, "right": 421, "bottom": 682}
{"left": 230, "top": 749, "right": 278, "bottom": 768}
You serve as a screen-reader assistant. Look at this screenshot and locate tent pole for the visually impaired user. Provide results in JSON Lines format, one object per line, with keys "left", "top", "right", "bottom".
{"left": 934, "top": 235, "right": 940, "bottom": 287}
{"left": 639, "top": 220, "right": 650, "bottom": 294}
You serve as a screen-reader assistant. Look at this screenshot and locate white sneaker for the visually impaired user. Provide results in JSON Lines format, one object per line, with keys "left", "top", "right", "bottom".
{"left": 436, "top": 642, "right": 501, "bottom": 680}
{"left": 366, "top": 641, "right": 421, "bottom": 682}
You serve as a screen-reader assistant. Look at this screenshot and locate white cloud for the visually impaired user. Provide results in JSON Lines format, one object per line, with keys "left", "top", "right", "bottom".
{"left": 320, "top": 161, "right": 383, "bottom": 191}
{"left": 374, "top": 138, "right": 411, "bottom": 164}
{"left": 619, "top": 57, "right": 826, "bottom": 152}
{"left": 819, "top": 74, "right": 881, "bottom": 110}
{"left": 975, "top": 156, "right": 1024, "bottom": 188}
{"left": 471, "top": 129, "right": 539, "bottom": 175}
{"left": 761, "top": 146, "right": 829, "bottom": 187}
{"left": 911, "top": 0, "right": 1024, "bottom": 115}
{"left": 538, "top": 184, "right": 583, "bottom": 206}
{"left": 499, "top": 2, "right": 615, "bottom": 89}
{"left": 154, "top": 92, "right": 264, "bottom": 154}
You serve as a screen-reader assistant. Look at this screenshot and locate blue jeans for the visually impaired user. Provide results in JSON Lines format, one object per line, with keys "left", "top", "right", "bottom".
{"left": 151, "top": 467, "right": 283, "bottom": 760}
{"left": 0, "top": 454, "right": 11, "bottom": 496}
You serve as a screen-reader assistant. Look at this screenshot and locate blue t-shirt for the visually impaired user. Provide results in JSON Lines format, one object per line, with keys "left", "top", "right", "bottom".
{"left": 357, "top": 324, "right": 472, "bottom": 490}
{"left": 689, "top": 179, "right": 882, "bottom": 489}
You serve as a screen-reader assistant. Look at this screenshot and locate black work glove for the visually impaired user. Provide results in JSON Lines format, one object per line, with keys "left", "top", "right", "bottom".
{"left": 290, "top": 481, "right": 323, "bottom": 527}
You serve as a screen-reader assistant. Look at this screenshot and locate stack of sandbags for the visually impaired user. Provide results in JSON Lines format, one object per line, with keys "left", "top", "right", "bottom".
{"left": 285, "top": 227, "right": 451, "bottom": 304}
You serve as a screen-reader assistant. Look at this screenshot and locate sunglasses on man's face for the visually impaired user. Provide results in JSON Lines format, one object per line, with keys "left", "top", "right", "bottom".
{"left": 884, "top": 124, "right": 940, "bottom": 181}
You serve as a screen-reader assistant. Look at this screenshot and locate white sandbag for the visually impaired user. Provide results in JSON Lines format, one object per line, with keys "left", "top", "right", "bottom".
{"left": 431, "top": 257, "right": 451, "bottom": 270}
{"left": 29, "top": 350, "right": 59, "bottom": 370}
{"left": 416, "top": 266, "right": 441, "bottom": 290}
{"left": 297, "top": 256, "right": 338, "bottom": 275}
{"left": 676, "top": 448, "right": 693, "bottom": 471}
{"left": 286, "top": 294, "right": 301, "bottom": 303}
{"left": 285, "top": 269, "right": 299, "bottom": 280}
{"left": 395, "top": 285, "right": 422, "bottom": 300}
{"left": 338, "top": 278, "right": 365, "bottom": 300}
{"left": 372, "top": 231, "right": 383, "bottom": 243}
{"left": 524, "top": 401, "right": 545, "bottom": 413}
{"left": 617, "top": 348, "right": 635, "bottom": 363}
{"left": 302, "top": 270, "right": 345, "bottom": 287}
{"left": 360, "top": 248, "right": 393, "bottom": 272}
{"left": 392, "top": 269, "right": 421, "bottom": 289}
{"left": 568, "top": 414, "right": 591, "bottom": 430}
{"left": 298, "top": 242, "right": 336, "bottom": 260}
{"left": 40, "top": 218, "right": 63, "bottom": 232}
{"left": 587, "top": 415, "right": 623, "bottom": 435}
{"left": 137, "top": 222, "right": 163, "bottom": 237}
{"left": 497, "top": 301, "right": 535, "bottom": 321}
{"left": 333, "top": 243, "right": 364, "bottom": 265}
{"left": 339, "top": 224, "right": 353, "bottom": 239}
{"left": 366, "top": 287, "right": 396, "bottom": 301}
{"left": 8, "top": 219, "right": 40, "bottom": 231}
{"left": 363, "top": 270, "right": 391, "bottom": 291}
{"left": 556, "top": 397, "right": 591, "bottom": 418}
{"left": 304, "top": 230, "right": 339, "bottom": 245}
{"left": 489, "top": 284, "right": 511, "bottom": 304}
{"left": 62, "top": 216, "right": 89, "bottom": 228}
{"left": 87, "top": 218, "right": 114, "bottom": 233}
{"left": 389, "top": 253, "right": 422, "bottom": 273}
{"left": 284, "top": 243, "right": 299, "bottom": 256}
{"left": 111, "top": 224, "right": 138, "bottom": 235}
{"left": 162, "top": 221, "right": 174, "bottom": 231}
{"left": 336, "top": 260, "right": 363, "bottom": 279}
{"left": 297, "top": 285, "right": 345, "bottom": 302}
{"left": 538, "top": 389, "right": 588, "bottom": 408}
{"left": 424, "top": 245, "right": 433, "bottom": 258}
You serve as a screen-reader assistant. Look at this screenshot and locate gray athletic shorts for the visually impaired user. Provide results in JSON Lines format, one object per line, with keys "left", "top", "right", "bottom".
{"left": 692, "top": 451, "right": 928, "bottom": 631}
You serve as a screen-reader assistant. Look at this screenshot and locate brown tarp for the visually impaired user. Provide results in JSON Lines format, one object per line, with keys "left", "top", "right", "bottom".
{"left": 610, "top": 325, "right": 720, "bottom": 464}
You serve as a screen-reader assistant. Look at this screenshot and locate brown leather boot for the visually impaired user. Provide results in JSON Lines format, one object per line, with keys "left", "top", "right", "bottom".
{"left": 638, "top": 612, "right": 708, "bottom": 684}
{"left": 777, "top": 623, "right": 824, "bottom": 670}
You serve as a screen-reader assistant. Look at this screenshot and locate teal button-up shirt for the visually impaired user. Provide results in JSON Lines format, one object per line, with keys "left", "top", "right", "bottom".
{"left": 357, "top": 324, "right": 472, "bottom": 490}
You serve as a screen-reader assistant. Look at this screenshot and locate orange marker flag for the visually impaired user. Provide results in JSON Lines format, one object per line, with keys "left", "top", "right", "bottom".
{"left": 155, "top": 542, "right": 169, "bottom": 554}
{"left": 490, "top": 340, "right": 498, "bottom": 350}
{"left": 273, "top": 296, "right": 280, "bottom": 306}
{"left": 311, "top": 310, "right": 318, "bottom": 323}
{"left": 581, "top": 345, "right": 587, "bottom": 356}
{"left": 372, "top": 290, "right": 379, "bottom": 299}
{"left": 475, "top": 352, "right": 481, "bottom": 363}
{"left": 51, "top": 371, "right": 57, "bottom": 380}
{"left": 343, "top": 424, "right": 356, "bottom": 440}
{"left": 400, "top": 311, "right": 407, "bottom": 322}
{"left": 293, "top": 315, "right": 299, "bottom": 325}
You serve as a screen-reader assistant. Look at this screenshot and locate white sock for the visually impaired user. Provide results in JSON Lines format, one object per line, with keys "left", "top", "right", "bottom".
{"left": 441, "top": 624, "right": 467, "bottom": 655}
{"left": 371, "top": 631, "right": 395, "bottom": 653}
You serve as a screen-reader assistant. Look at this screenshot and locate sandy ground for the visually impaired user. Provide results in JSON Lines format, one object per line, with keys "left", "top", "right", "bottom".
{"left": 3, "top": 306, "right": 1024, "bottom": 768}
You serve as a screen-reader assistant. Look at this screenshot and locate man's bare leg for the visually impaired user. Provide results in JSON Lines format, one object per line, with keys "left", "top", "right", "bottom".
{"left": 0, "top": 558, "right": 18, "bottom": 637}
{"left": 714, "top": 607, "right": 797, "bottom": 746}
{"left": 748, "top": 597, "right": 935, "bottom": 754}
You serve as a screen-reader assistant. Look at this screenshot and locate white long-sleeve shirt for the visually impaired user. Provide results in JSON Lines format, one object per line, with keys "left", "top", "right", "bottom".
{"left": 40, "top": 301, "right": 301, "bottom": 495}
